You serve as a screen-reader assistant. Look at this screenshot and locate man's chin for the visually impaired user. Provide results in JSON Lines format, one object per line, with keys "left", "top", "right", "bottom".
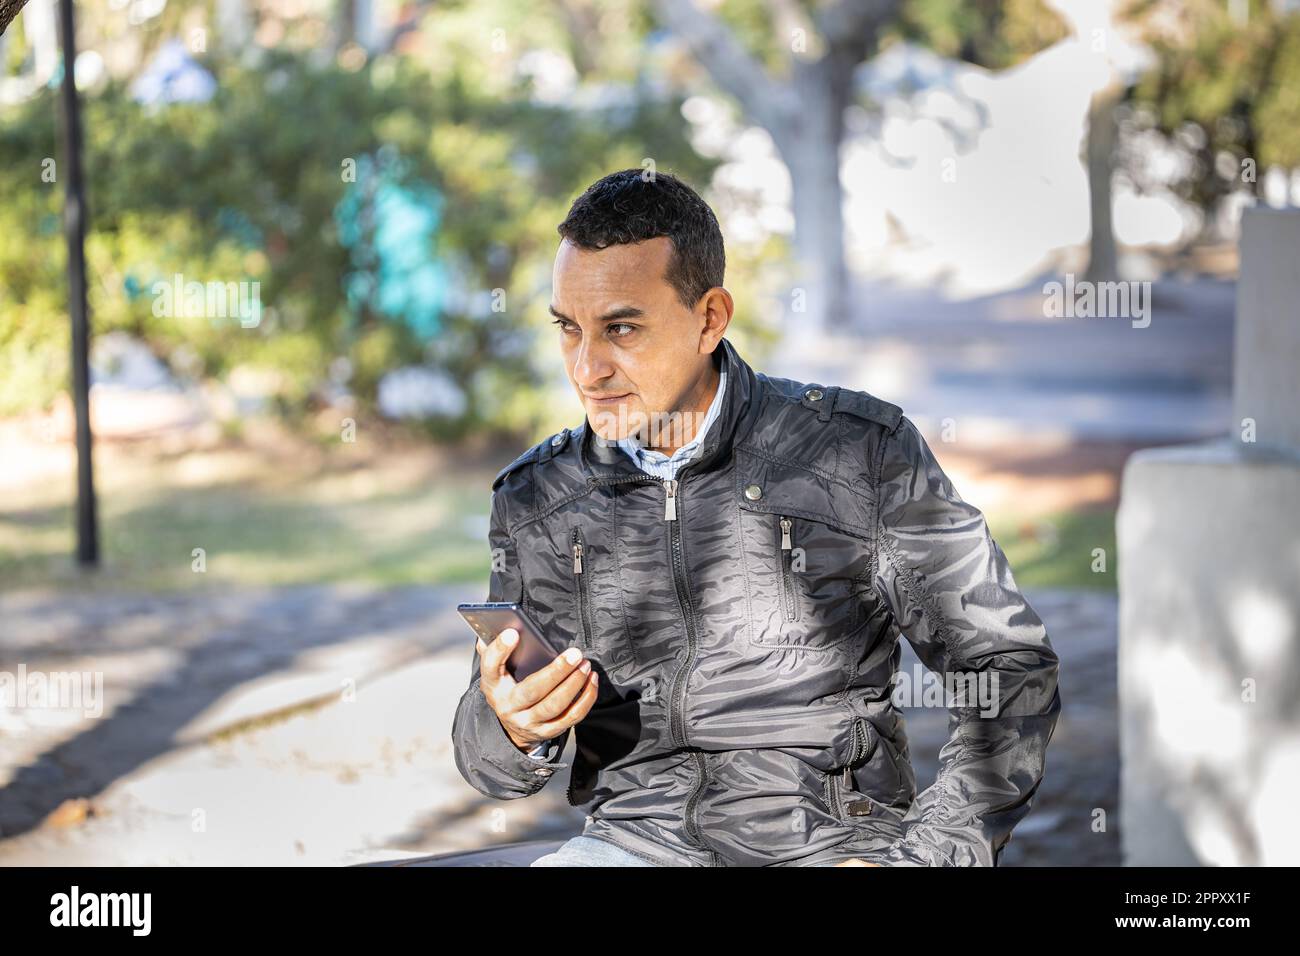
{"left": 586, "top": 404, "right": 642, "bottom": 443}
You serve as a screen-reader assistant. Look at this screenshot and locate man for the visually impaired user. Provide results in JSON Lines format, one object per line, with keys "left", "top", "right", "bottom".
{"left": 450, "top": 169, "right": 1062, "bottom": 867}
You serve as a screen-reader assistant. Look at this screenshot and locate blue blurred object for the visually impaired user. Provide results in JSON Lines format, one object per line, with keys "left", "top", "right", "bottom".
{"left": 216, "top": 207, "right": 264, "bottom": 248}
{"left": 130, "top": 38, "right": 217, "bottom": 106}
{"left": 335, "top": 150, "right": 447, "bottom": 341}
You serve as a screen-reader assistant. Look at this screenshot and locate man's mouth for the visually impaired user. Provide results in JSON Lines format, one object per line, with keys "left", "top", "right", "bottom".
{"left": 585, "top": 392, "right": 633, "bottom": 405}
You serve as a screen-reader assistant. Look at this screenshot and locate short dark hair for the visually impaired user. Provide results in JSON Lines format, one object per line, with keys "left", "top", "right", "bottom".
{"left": 556, "top": 169, "right": 725, "bottom": 310}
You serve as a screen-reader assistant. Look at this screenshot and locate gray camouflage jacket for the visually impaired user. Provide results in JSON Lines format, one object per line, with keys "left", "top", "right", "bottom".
{"left": 451, "top": 336, "right": 1062, "bottom": 866}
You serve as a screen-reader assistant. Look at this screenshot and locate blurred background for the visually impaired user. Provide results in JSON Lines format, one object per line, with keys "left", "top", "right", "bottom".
{"left": 1, "top": 0, "right": 1297, "bottom": 865}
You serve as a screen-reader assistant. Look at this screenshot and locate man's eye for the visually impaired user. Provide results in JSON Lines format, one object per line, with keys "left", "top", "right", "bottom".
{"left": 609, "top": 323, "right": 635, "bottom": 337}
{"left": 552, "top": 319, "right": 577, "bottom": 333}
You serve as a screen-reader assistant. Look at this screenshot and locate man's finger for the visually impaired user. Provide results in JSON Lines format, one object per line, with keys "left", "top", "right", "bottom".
{"left": 529, "top": 670, "right": 599, "bottom": 739}
{"left": 526, "top": 660, "right": 593, "bottom": 723}
{"left": 510, "top": 645, "right": 585, "bottom": 709}
{"left": 479, "top": 628, "right": 520, "bottom": 687}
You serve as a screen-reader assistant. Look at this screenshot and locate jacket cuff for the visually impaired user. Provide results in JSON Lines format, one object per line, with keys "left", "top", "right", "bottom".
{"left": 472, "top": 683, "right": 571, "bottom": 783}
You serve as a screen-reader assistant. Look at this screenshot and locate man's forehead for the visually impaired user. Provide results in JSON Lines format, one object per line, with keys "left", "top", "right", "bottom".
{"left": 552, "top": 238, "right": 672, "bottom": 316}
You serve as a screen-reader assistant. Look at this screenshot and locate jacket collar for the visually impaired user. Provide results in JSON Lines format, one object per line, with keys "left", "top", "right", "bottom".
{"left": 579, "top": 335, "right": 763, "bottom": 481}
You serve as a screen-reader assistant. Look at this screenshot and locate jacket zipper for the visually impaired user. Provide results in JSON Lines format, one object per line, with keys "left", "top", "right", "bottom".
{"left": 778, "top": 516, "right": 799, "bottom": 622}
{"left": 571, "top": 528, "right": 593, "bottom": 650}
{"left": 827, "top": 771, "right": 846, "bottom": 818}
{"left": 588, "top": 469, "right": 712, "bottom": 856}
{"left": 830, "top": 718, "right": 875, "bottom": 819}
{"left": 587, "top": 472, "right": 697, "bottom": 750}
{"left": 566, "top": 527, "right": 595, "bottom": 809}
{"left": 662, "top": 477, "right": 696, "bottom": 750}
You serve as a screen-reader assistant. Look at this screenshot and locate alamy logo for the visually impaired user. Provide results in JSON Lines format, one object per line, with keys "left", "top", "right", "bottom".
{"left": 152, "top": 273, "right": 262, "bottom": 327}
{"left": 49, "top": 886, "right": 151, "bottom": 936}
{"left": 1042, "top": 273, "right": 1151, "bottom": 328}
{"left": 589, "top": 407, "right": 710, "bottom": 451}
{"left": 890, "top": 665, "right": 1000, "bottom": 716}
{"left": 0, "top": 664, "right": 103, "bottom": 720}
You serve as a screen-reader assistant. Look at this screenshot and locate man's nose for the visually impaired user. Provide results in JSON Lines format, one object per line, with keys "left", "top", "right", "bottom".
{"left": 573, "top": 338, "right": 616, "bottom": 388}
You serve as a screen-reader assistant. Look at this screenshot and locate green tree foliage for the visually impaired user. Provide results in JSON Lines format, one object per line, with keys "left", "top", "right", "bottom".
{"left": 1126, "top": 0, "right": 1300, "bottom": 215}
{"left": 0, "top": 43, "right": 731, "bottom": 436}
{"left": 889, "top": 0, "right": 1070, "bottom": 69}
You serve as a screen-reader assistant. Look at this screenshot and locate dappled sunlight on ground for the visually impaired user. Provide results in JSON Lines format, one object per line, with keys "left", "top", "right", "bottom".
{"left": 0, "top": 419, "right": 503, "bottom": 593}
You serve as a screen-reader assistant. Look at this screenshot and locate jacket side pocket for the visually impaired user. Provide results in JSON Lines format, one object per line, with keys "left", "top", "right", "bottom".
{"left": 827, "top": 717, "right": 888, "bottom": 822}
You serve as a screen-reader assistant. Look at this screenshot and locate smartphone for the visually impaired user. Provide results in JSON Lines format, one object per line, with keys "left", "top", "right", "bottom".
{"left": 457, "top": 602, "right": 567, "bottom": 681}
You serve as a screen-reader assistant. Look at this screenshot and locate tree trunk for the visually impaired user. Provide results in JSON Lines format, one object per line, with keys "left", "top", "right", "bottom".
{"left": 777, "top": 76, "right": 851, "bottom": 334}
{"left": 336, "top": 0, "right": 356, "bottom": 49}
{"left": 652, "top": 0, "right": 897, "bottom": 337}
{"left": 0, "top": 0, "right": 32, "bottom": 38}
{"left": 215, "top": 0, "right": 252, "bottom": 53}
{"left": 1084, "top": 78, "right": 1121, "bottom": 283}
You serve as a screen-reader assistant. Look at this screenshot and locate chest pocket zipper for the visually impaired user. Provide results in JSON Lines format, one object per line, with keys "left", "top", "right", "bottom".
{"left": 571, "top": 528, "right": 594, "bottom": 651}
{"left": 778, "top": 516, "right": 801, "bottom": 623}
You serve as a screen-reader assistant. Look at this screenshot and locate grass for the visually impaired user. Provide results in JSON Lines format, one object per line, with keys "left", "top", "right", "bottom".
{"left": 0, "top": 435, "right": 499, "bottom": 594}
{"left": 987, "top": 507, "right": 1117, "bottom": 592}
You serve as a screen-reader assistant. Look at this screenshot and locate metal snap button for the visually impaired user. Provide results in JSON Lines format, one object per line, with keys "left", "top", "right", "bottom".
{"left": 805, "top": 387, "right": 824, "bottom": 402}
{"left": 744, "top": 483, "right": 762, "bottom": 501}
{"left": 533, "top": 767, "right": 554, "bottom": 776}
{"left": 551, "top": 433, "right": 565, "bottom": 447}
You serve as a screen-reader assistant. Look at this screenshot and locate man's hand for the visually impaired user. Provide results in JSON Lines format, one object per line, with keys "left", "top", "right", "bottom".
{"left": 833, "top": 859, "right": 882, "bottom": 867}
{"left": 477, "top": 627, "right": 599, "bottom": 752}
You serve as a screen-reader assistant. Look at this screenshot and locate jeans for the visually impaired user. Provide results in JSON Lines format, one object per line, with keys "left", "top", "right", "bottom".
{"left": 528, "top": 834, "right": 875, "bottom": 866}
{"left": 529, "top": 835, "right": 660, "bottom": 867}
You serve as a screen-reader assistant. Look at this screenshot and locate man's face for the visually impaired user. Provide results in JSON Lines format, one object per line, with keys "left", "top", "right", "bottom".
{"left": 550, "top": 236, "right": 725, "bottom": 445}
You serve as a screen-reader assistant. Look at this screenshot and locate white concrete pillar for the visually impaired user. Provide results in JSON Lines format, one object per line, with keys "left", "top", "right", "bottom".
{"left": 1119, "top": 207, "right": 1300, "bottom": 865}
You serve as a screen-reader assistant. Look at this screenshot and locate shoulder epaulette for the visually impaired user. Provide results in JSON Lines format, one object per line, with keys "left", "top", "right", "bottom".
{"left": 790, "top": 382, "right": 903, "bottom": 432}
{"left": 831, "top": 388, "right": 904, "bottom": 433}
{"left": 490, "top": 427, "right": 574, "bottom": 491}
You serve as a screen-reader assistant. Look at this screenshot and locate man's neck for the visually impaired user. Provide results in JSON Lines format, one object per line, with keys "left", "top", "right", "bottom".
{"left": 641, "top": 359, "right": 721, "bottom": 457}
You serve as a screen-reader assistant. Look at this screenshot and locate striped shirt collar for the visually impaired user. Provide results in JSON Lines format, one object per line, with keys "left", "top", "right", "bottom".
{"left": 614, "top": 364, "right": 728, "bottom": 480}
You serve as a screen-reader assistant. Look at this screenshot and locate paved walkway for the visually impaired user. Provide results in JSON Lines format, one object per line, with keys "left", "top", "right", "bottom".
{"left": 777, "top": 275, "right": 1235, "bottom": 444}
{"left": 0, "top": 584, "right": 1116, "bottom": 865}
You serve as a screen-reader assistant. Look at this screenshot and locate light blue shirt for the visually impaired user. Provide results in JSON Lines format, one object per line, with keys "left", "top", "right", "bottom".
{"left": 613, "top": 366, "right": 728, "bottom": 481}
{"left": 526, "top": 363, "right": 726, "bottom": 763}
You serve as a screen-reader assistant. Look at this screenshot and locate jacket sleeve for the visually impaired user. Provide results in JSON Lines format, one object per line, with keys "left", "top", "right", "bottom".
{"left": 869, "top": 416, "right": 1062, "bottom": 866}
{"left": 450, "top": 488, "right": 571, "bottom": 799}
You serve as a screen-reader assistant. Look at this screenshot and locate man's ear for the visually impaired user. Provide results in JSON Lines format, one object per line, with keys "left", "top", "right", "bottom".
{"left": 697, "top": 287, "right": 733, "bottom": 352}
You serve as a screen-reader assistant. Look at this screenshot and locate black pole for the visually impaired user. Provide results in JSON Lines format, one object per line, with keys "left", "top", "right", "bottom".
{"left": 56, "top": 0, "right": 98, "bottom": 566}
